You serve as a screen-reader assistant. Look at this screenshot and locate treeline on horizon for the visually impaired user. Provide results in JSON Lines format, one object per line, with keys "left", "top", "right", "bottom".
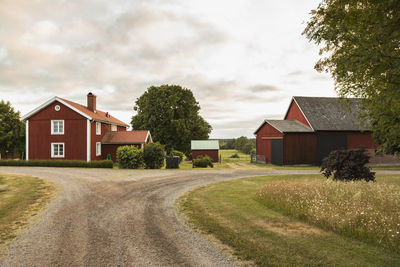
{"left": 218, "top": 136, "right": 255, "bottom": 155}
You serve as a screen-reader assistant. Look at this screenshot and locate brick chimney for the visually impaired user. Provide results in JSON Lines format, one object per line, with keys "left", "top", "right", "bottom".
{"left": 87, "top": 92, "right": 96, "bottom": 112}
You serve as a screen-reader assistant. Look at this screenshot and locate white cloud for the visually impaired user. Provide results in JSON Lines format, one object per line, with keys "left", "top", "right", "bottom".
{"left": 0, "top": 0, "right": 335, "bottom": 138}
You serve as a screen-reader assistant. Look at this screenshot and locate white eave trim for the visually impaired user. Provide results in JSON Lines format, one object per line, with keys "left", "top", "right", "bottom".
{"left": 283, "top": 97, "right": 314, "bottom": 131}
{"left": 145, "top": 131, "right": 152, "bottom": 143}
{"left": 21, "top": 96, "right": 92, "bottom": 121}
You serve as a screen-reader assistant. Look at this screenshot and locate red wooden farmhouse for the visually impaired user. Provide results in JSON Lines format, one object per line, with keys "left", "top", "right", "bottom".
{"left": 255, "top": 96, "right": 399, "bottom": 165}
{"left": 22, "top": 93, "right": 152, "bottom": 162}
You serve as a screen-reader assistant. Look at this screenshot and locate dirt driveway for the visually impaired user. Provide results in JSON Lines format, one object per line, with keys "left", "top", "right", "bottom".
{"left": 0, "top": 167, "right": 327, "bottom": 266}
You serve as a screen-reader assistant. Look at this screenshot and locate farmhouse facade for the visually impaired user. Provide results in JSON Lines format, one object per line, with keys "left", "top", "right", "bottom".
{"left": 255, "top": 96, "right": 398, "bottom": 165}
{"left": 22, "top": 93, "right": 151, "bottom": 162}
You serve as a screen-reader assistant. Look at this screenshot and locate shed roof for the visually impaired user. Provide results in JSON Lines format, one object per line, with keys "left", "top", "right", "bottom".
{"left": 266, "top": 120, "right": 313, "bottom": 133}
{"left": 290, "top": 96, "right": 368, "bottom": 131}
{"left": 102, "top": 131, "right": 151, "bottom": 144}
{"left": 191, "top": 140, "right": 219, "bottom": 150}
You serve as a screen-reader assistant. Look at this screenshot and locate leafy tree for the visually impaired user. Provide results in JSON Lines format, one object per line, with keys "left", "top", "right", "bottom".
{"left": 143, "top": 142, "right": 165, "bottom": 169}
{"left": 234, "top": 136, "right": 248, "bottom": 152}
{"left": 0, "top": 100, "right": 25, "bottom": 158}
{"left": 131, "top": 85, "right": 212, "bottom": 155}
{"left": 233, "top": 136, "right": 255, "bottom": 154}
{"left": 304, "top": 0, "right": 400, "bottom": 154}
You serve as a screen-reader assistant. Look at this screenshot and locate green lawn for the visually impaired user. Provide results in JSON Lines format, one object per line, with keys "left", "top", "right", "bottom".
{"left": 177, "top": 174, "right": 400, "bottom": 266}
{"left": 0, "top": 173, "right": 56, "bottom": 243}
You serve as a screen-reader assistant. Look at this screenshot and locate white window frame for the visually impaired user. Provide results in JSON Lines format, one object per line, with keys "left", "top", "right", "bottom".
{"left": 96, "top": 122, "right": 101, "bottom": 135}
{"left": 51, "top": 143, "right": 65, "bottom": 158}
{"left": 96, "top": 142, "right": 101, "bottom": 156}
{"left": 51, "top": 120, "right": 64, "bottom": 135}
{"left": 111, "top": 124, "right": 117, "bottom": 131}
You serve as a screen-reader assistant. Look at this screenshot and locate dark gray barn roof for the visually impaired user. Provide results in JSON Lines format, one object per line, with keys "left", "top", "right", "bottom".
{"left": 289, "top": 96, "right": 369, "bottom": 131}
{"left": 266, "top": 120, "right": 313, "bottom": 133}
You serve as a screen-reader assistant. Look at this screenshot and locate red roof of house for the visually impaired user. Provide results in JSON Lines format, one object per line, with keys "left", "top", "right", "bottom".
{"left": 101, "top": 131, "right": 150, "bottom": 144}
{"left": 59, "top": 98, "right": 129, "bottom": 127}
{"left": 22, "top": 95, "right": 129, "bottom": 127}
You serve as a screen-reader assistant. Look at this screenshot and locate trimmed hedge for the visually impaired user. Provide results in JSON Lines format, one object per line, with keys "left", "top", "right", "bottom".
{"left": 193, "top": 155, "right": 214, "bottom": 168}
{"left": 0, "top": 159, "right": 114, "bottom": 168}
{"left": 117, "top": 145, "right": 144, "bottom": 169}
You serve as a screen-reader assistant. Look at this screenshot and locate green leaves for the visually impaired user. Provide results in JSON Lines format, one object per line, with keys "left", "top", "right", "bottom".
{"left": 131, "top": 84, "right": 212, "bottom": 154}
{"left": 304, "top": 0, "right": 400, "bottom": 154}
{"left": 0, "top": 100, "right": 25, "bottom": 158}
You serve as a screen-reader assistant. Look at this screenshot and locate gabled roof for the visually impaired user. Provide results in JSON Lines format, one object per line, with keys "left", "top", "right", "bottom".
{"left": 21, "top": 96, "right": 129, "bottom": 127}
{"left": 266, "top": 120, "right": 313, "bottom": 133}
{"left": 102, "top": 131, "right": 151, "bottom": 144}
{"left": 191, "top": 140, "right": 219, "bottom": 150}
{"left": 286, "top": 96, "right": 369, "bottom": 131}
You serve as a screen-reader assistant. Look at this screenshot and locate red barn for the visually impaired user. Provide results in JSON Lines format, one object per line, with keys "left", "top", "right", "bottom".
{"left": 255, "top": 96, "right": 399, "bottom": 165}
{"left": 22, "top": 93, "right": 151, "bottom": 162}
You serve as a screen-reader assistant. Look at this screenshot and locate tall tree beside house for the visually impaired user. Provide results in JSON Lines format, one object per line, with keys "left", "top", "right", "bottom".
{"left": 0, "top": 100, "right": 25, "bottom": 158}
{"left": 304, "top": 0, "right": 400, "bottom": 154}
{"left": 131, "top": 85, "right": 212, "bottom": 154}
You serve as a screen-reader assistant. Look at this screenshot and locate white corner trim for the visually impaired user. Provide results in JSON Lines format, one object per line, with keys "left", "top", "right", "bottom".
{"left": 145, "top": 131, "right": 153, "bottom": 143}
{"left": 26, "top": 120, "right": 29, "bottom": 160}
{"left": 21, "top": 97, "right": 92, "bottom": 121}
{"left": 87, "top": 119, "right": 91, "bottom": 162}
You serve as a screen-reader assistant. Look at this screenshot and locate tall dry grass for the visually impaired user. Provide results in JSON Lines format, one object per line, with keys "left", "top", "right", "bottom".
{"left": 257, "top": 179, "right": 400, "bottom": 251}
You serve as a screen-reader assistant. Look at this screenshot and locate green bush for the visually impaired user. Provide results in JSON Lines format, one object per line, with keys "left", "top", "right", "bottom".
{"left": 321, "top": 148, "right": 375, "bottom": 182}
{"left": 0, "top": 159, "right": 113, "bottom": 168}
{"left": 193, "top": 155, "right": 214, "bottom": 168}
{"left": 143, "top": 142, "right": 165, "bottom": 169}
{"left": 170, "top": 150, "right": 184, "bottom": 163}
{"left": 116, "top": 145, "right": 144, "bottom": 169}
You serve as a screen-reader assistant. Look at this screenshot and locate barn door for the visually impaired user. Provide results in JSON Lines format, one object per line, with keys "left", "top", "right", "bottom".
{"left": 317, "top": 134, "right": 347, "bottom": 164}
{"left": 271, "top": 139, "right": 284, "bottom": 165}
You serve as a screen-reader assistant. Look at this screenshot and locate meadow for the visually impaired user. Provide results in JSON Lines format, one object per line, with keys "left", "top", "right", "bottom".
{"left": 178, "top": 174, "right": 400, "bottom": 266}
{"left": 257, "top": 178, "right": 400, "bottom": 251}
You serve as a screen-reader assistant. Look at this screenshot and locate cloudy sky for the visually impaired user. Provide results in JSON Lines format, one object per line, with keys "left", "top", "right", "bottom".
{"left": 0, "top": 0, "right": 336, "bottom": 138}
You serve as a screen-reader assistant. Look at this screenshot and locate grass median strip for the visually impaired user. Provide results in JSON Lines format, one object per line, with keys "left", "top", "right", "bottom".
{"left": 0, "top": 173, "right": 56, "bottom": 243}
{"left": 177, "top": 174, "right": 400, "bottom": 266}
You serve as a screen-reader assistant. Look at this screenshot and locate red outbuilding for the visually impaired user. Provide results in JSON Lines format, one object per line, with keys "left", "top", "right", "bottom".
{"left": 191, "top": 140, "right": 220, "bottom": 162}
{"left": 255, "top": 96, "right": 399, "bottom": 165}
{"left": 22, "top": 93, "right": 151, "bottom": 162}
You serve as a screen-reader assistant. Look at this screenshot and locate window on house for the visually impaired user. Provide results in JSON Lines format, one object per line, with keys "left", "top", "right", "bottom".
{"left": 96, "top": 142, "right": 101, "bottom": 156}
{"left": 51, "top": 120, "right": 64, "bottom": 135}
{"left": 51, "top": 143, "right": 64, "bottom": 158}
{"left": 111, "top": 124, "right": 117, "bottom": 131}
{"left": 96, "top": 122, "right": 101, "bottom": 135}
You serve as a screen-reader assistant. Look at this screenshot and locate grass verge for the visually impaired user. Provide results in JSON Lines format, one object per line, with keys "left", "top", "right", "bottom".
{"left": 0, "top": 173, "right": 56, "bottom": 244}
{"left": 177, "top": 174, "right": 400, "bottom": 266}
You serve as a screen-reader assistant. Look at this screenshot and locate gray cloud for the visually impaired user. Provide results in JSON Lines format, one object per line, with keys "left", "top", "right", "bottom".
{"left": 249, "top": 84, "right": 280, "bottom": 93}
{"left": 0, "top": 0, "right": 336, "bottom": 138}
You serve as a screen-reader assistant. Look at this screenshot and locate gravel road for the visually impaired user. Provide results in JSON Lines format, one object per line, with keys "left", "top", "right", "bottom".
{"left": 0, "top": 167, "right": 394, "bottom": 266}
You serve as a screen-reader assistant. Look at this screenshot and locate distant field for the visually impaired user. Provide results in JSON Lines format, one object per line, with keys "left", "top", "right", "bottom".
{"left": 178, "top": 174, "right": 400, "bottom": 266}
{"left": 177, "top": 149, "right": 319, "bottom": 170}
{"left": 0, "top": 173, "right": 56, "bottom": 244}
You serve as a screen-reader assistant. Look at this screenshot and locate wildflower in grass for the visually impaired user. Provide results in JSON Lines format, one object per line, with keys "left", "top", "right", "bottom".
{"left": 257, "top": 179, "right": 400, "bottom": 251}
